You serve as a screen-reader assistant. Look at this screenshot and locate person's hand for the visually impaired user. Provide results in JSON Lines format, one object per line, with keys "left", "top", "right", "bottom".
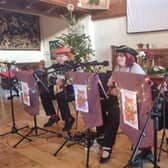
{"left": 107, "top": 87, "right": 118, "bottom": 96}
{"left": 56, "top": 79, "right": 65, "bottom": 87}
{"left": 110, "top": 88, "right": 118, "bottom": 96}
{"left": 107, "top": 79, "right": 115, "bottom": 88}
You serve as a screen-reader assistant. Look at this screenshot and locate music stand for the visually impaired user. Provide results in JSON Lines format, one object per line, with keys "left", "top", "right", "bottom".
{"left": 0, "top": 62, "right": 31, "bottom": 147}
{"left": 112, "top": 71, "right": 156, "bottom": 168}
{"left": 53, "top": 72, "right": 103, "bottom": 168}
{"left": 13, "top": 70, "right": 62, "bottom": 148}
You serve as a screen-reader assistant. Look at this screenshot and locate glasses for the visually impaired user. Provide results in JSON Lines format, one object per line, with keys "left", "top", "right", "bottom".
{"left": 117, "top": 53, "right": 125, "bottom": 57}
{"left": 56, "top": 55, "right": 69, "bottom": 59}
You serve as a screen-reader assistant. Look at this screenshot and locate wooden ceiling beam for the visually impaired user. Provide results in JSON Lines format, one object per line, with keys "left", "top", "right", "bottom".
{"left": 40, "top": 0, "right": 90, "bottom": 13}
{"left": 0, "top": 0, "right": 61, "bottom": 17}
{"left": 45, "top": 6, "right": 57, "bottom": 14}
{"left": 23, "top": 0, "right": 39, "bottom": 9}
{"left": 0, "top": 0, "right": 126, "bottom": 20}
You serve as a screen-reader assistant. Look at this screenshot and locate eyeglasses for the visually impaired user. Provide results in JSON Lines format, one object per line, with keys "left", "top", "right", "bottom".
{"left": 56, "top": 54, "right": 68, "bottom": 58}
{"left": 117, "top": 53, "right": 125, "bottom": 57}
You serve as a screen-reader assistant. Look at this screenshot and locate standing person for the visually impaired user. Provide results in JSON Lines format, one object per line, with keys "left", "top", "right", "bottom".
{"left": 40, "top": 45, "right": 75, "bottom": 131}
{"left": 98, "top": 45, "right": 153, "bottom": 165}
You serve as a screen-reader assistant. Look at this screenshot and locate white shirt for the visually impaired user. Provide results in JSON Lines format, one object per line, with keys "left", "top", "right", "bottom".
{"left": 114, "top": 62, "right": 145, "bottom": 75}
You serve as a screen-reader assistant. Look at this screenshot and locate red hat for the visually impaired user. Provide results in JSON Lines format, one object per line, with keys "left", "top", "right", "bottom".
{"left": 53, "top": 45, "right": 71, "bottom": 55}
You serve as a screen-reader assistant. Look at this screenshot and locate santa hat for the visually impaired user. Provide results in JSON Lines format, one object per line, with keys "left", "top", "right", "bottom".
{"left": 53, "top": 45, "right": 71, "bottom": 55}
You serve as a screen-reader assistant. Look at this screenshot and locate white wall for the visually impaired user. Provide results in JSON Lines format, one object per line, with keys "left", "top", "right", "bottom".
{"left": 79, "top": 15, "right": 95, "bottom": 51}
{"left": 40, "top": 15, "right": 67, "bottom": 65}
{"left": 93, "top": 16, "right": 168, "bottom": 68}
{"left": 0, "top": 50, "right": 43, "bottom": 63}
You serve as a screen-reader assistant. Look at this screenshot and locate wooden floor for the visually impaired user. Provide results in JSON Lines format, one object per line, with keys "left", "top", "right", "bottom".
{"left": 0, "top": 91, "right": 168, "bottom": 168}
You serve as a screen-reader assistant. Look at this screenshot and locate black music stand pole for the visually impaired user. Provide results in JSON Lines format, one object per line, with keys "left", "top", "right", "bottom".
{"left": 13, "top": 115, "right": 63, "bottom": 148}
{"left": 53, "top": 84, "right": 89, "bottom": 168}
{"left": 85, "top": 128, "right": 91, "bottom": 168}
{"left": 53, "top": 71, "right": 103, "bottom": 168}
{"left": 12, "top": 70, "right": 63, "bottom": 148}
{"left": 53, "top": 129, "right": 92, "bottom": 168}
{"left": 123, "top": 73, "right": 168, "bottom": 168}
{"left": 123, "top": 111, "right": 155, "bottom": 168}
{"left": 158, "top": 92, "right": 168, "bottom": 160}
{"left": 0, "top": 62, "right": 31, "bottom": 145}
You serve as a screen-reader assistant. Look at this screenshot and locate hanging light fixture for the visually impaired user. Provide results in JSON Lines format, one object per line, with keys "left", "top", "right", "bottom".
{"left": 67, "top": 1, "right": 74, "bottom": 12}
{"left": 66, "top": 0, "right": 75, "bottom": 24}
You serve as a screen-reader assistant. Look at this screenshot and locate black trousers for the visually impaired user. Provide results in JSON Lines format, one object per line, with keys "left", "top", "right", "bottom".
{"left": 40, "top": 85, "right": 74, "bottom": 121}
{"left": 56, "top": 86, "right": 74, "bottom": 121}
{"left": 97, "top": 95, "right": 120, "bottom": 148}
{"left": 40, "top": 85, "right": 56, "bottom": 116}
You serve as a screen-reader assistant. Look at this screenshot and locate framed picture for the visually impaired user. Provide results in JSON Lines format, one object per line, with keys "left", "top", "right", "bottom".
{"left": 120, "top": 89, "right": 139, "bottom": 130}
{"left": 78, "top": 0, "right": 110, "bottom": 9}
{"left": 49, "top": 40, "right": 60, "bottom": 60}
{"left": 0, "top": 10, "right": 40, "bottom": 50}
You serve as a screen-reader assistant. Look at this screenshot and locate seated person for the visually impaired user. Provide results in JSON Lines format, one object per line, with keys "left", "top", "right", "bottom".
{"left": 40, "top": 45, "right": 75, "bottom": 131}
{"left": 97, "top": 45, "right": 153, "bottom": 165}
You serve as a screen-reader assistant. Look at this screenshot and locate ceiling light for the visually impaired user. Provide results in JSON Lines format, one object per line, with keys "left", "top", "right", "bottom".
{"left": 67, "top": 3, "right": 74, "bottom": 12}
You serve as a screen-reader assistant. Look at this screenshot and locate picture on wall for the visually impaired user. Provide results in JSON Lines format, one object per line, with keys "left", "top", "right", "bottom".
{"left": 49, "top": 40, "right": 60, "bottom": 60}
{"left": 0, "top": 10, "right": 40, "bottom": 50}
{"left": 78, "top": 0, "right": 110, "bottom": 9}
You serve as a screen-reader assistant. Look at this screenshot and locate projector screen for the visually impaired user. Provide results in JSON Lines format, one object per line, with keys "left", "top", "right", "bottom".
{"left": 127, "top": 0, "right": 168, "bottom": 33}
